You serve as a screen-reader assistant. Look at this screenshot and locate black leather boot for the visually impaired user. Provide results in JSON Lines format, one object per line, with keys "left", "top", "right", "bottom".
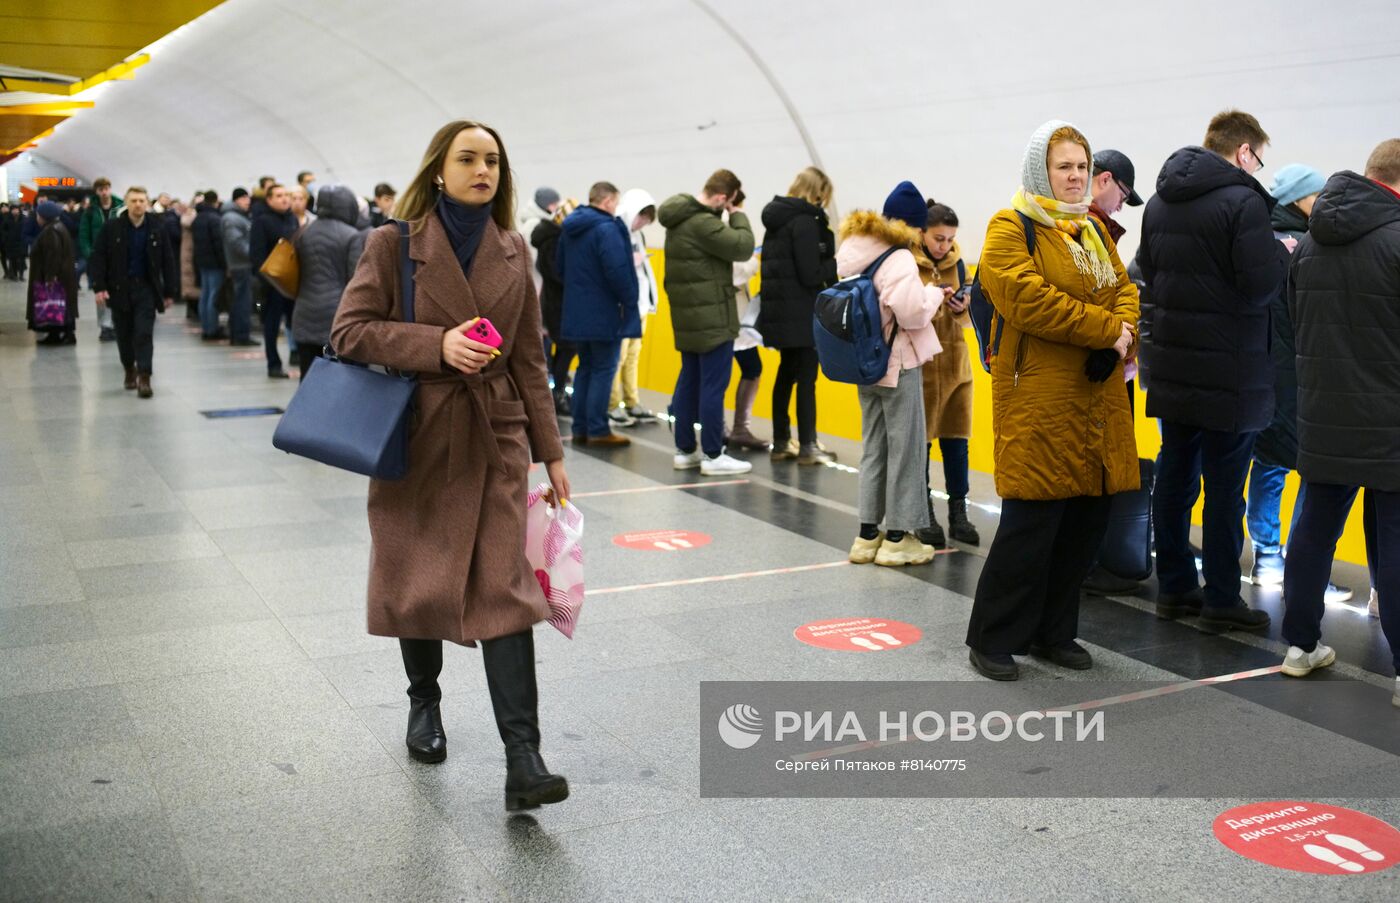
{"left": 916, "top": 446, "right": 947, "bottom": 549}
{"left": 947, "top": 497, "right": 981, "bottom": 545}
{"left": 399, "top": 638, "right": 446, "bottom": 763}
{"left": 481, "top": 630, "right": 569, "bottom": 811}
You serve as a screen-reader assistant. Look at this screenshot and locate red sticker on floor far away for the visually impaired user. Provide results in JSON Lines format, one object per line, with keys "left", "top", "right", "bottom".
{"left": 612, "top": 530, "right": 712, "bottom": 552}
{"left": 1213, "top": 801, "right": 1400, "bottom": 874}
{"left": 794, "top": 617, "right": 922, "bottom": 652}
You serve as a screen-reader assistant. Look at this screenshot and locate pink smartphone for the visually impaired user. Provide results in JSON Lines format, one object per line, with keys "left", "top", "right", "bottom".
{"left": 464, "top": 317, "right": 503, "bottom": 349}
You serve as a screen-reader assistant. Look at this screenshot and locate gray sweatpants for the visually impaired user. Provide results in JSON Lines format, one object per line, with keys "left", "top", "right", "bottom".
{"left": 858, "top": 367, "right": 930, "bottom": 531}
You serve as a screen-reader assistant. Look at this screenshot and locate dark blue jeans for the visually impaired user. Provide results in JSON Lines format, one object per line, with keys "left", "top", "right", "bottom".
{"left": 572, "top": 340, "right": 622, "bottom": 438}
{"left": 262, "top": 288, "right": 296, "bottom": 373}
{"left": 672, "top": 342, "right": 734, "bottom": 458}
{"left": 939, "top": 437, "right": 970, "bottom": 500}
{"left": 1246, "top": 460, "right": 1305, "bottom": 555}
{"left": 1283, "top": 484, "right": 1398, "bottom": 671}
{"left": 228, "top": 269, "right": 253, "bottom": 342}
{"left": 198, "top": 268, "right": 225, "bottom": 337}
{"left": 1152, "top": 421, "right": 1257, "bottom": 608}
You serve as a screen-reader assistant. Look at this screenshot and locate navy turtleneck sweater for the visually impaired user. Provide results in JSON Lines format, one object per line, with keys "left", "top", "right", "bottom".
{"left": 435, "top": 193, "right": 492, "bottom": 277}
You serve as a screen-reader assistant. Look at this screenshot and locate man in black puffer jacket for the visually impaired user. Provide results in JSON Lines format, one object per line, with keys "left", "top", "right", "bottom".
{"left": 1280, "top": 142, "right": 1400, "bottom": 693}
{"left": 1139, "top": 110, "right": 1289, "bottom": 631}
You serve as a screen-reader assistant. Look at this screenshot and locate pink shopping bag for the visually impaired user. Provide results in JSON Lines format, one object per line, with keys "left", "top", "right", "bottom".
{"left": 525, "top": 483, "right": 586, "bottom": 638}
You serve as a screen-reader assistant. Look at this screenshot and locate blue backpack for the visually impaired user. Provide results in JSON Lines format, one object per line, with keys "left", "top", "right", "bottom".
{"left": 968, "top": 212, "right": 1105, "bottom": 373}
{"left": 813, "top": 246, "right": 901, "bottom": 385}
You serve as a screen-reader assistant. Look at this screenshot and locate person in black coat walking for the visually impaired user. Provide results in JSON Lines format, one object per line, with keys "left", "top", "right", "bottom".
{"left": 1279, "top": 142, "right": 1400, "bottom": 696}
{"left": 1138, "top": 110, "right": 1289, "bottom": 631}
{"left": 192, "top": 191, "right": 227, "bottom": 339}
{"left": 88, "top": 187, "right": 178, "bottom": 397}
{"left": 249, "top": 183, "right": 299, "bottom": 377}
{"left": 755, "top": 167, "right": 838, "bottom": 464}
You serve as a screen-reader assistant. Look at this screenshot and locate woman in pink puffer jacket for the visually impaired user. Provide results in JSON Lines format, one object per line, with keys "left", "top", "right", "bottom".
{"left": 837, "top": 181, "right": 944, "bottom": 567}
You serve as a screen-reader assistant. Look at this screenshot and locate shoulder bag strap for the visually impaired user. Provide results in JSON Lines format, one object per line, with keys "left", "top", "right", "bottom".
{"left": 396, "top": 220, "right": 415, "bottom": 324}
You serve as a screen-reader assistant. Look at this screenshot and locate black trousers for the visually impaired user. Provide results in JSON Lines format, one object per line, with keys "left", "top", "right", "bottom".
{"left": 966, "top": 495, "right": 1113, "bottom": 654}
{"left": 550, "top": 339, "right": 576, "bottom": 391}
{"left": 297, "top": 344, "right": 323, "bottom": 381}
{"left": 772, "top": 346, "right": 820, "bottom": 444}
{"left": 111, "top": 284, "right": 158, "bottom": 375}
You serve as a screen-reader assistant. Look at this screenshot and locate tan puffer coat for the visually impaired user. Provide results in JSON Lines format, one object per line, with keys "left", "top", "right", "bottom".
{"left": 980, "top": 210, "right": 1141, "bottom": 500}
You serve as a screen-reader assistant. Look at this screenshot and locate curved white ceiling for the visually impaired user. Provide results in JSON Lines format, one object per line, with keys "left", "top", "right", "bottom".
{"left": 34, "top": 0, "right": 1400, "bottom": 260}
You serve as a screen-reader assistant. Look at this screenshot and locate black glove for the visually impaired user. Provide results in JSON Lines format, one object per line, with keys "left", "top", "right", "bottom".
{"left": 1084, "top": 348, "right": 1119, "bottom": 383}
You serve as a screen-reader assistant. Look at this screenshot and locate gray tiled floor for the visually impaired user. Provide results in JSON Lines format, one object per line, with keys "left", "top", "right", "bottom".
{"left": 2, "top": 279, "right": 1397, "bottom": 902}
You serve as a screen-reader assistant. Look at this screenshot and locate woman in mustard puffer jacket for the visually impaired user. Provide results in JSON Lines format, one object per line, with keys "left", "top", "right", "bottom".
{"left": 965, "top": 120, "right": 1141, "bottom": 681}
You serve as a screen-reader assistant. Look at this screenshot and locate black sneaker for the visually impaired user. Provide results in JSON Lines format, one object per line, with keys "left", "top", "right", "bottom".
{"left": 1156, "top": 588, "right": 1204, "bottom": 620}
{"left": 267, "top": 369, "right": 290, "bottom": 379}
{"left": 1198, "top": 602, "right": 1271, "bottom": 632}
{"left": 99, "top": 327, "right": 117, "bottom": 342}
{"left": 969, "top": 648, "right": 1019, "bottom": 681}
{"left": 1029, "top": 640, "right": 1093, "bottom": 670}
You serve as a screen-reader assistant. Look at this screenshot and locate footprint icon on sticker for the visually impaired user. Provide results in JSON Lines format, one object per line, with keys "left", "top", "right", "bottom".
{"left": 1326, "top": 833, "right": 1385, "bottom": 863}
{"left": 1304, "top": 844, "right": 1364, "bottom": 873}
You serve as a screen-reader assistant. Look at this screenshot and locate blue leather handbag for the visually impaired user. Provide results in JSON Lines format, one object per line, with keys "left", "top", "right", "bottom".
{"left": 272, "top": 222, "right": 418, "bottom": 480}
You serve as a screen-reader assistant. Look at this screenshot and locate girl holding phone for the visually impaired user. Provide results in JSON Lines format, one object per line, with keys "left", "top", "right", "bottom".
{"left": 331, "top": 120, "right": 571, "bottom": 812}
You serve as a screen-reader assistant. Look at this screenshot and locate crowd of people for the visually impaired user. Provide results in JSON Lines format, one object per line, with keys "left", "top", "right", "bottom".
{"left": 5, "top": 110, "right": 1396, "bottom": 810}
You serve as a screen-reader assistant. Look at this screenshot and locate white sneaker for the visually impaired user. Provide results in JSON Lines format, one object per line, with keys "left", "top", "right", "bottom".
{"left": 700, "top": 453, "right": 753, "bottom": 476}
{"left": 673, "top": 450, "right": 703, "bottom": 470}
{"left": 1368, "top": 589, "right": 1379, "bottom": 619}
{"left": 1281, "top": 643, "right": 1336, "bottom": 677}
{"left": 608, "top": 409, "right": 637, "bottom": 428}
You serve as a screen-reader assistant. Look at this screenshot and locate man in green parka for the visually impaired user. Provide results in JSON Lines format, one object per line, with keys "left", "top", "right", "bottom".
{"left": 658, "top": 168, "right": 756, "bottom": 476}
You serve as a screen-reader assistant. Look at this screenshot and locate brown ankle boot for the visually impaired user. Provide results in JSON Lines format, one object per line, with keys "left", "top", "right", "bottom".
{"left": 123, "top": 366, "right": 138, "bottom": 390}
{"left": 136, "top": 374, "right": 153, "bottom": 399}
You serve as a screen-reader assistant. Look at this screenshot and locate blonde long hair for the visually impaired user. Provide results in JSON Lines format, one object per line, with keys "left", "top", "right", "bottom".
{"left": 788, "top": 166, "right": 833, "bottom": 209}
{"left": 394, "top": 120, "right": 516, "bottom": 232}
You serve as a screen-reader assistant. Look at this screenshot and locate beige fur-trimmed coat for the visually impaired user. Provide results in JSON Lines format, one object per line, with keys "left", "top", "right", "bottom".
{"left": 920, "top": 242, "right": 974, "bottom": 439}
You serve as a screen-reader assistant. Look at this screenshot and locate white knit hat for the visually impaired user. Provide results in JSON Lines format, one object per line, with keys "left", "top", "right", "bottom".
{"left": 1022, "top": 119, "right": 1083, "bottom": 198}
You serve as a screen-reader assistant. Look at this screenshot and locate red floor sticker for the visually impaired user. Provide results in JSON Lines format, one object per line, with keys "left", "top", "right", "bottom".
{"left": 612, "top": 530, "right": 712, "bottom": 552}
{"left": 795, "top": 617, "right": 922, "bottom": 652}
{"left": 1213, "top": 801, "right": 1400, "bottom": 874}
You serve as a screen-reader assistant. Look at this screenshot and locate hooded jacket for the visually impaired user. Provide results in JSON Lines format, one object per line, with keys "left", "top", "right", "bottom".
{"left": 979, "top": 206, "right": 1140, "bottom": 500}
{"left": 1138, "top": 146, "right": 1289, "bottom": 433}
{"left": 658, "top": 194, "right": 755, "bottom": 353}
{"left": 1252, "top": 202, "right": 1309, "bottom": 468}
{"left": 833, "top": 210, "right": 942, "bottom": 388}
{"left": 531, "top": 218, "right": 565, "bottom": 337}
{"left": 557, "top": 205, "right": 640, "bottom": 342}
{"left": 755, "top": 195, "right": 837, "bottom": 349}
{"left": 1290, "top": 171, "right": 1400, "bottom": 491}
{"left": 192, "top": 202, "right": 225, "bottom": 271}
{"left": 292, "top": 185, "right": 368, "bottom": 347}
{"left": 221, "top": 203, "right": 253, "bottom": 271}
{"left": 615, "top": 188, "right": 660, "bottom": 320}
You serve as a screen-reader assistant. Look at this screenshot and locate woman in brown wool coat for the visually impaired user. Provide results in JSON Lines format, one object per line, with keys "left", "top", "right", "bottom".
{"left": 331, "top": 119, "right": 572, "bottom": 812}
{"left": 915, "top": 200, "right": 980, "bottom": 550}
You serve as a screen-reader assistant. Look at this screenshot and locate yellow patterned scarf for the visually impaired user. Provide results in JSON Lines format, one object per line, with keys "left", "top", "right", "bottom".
{"left": 1011, "top": 188, "right": 1117, "bottom": 290}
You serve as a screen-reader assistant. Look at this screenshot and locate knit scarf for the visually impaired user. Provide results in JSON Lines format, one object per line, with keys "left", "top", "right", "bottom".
{"left": 1011, "top": 188, "right": 1117, "bottom": 289}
